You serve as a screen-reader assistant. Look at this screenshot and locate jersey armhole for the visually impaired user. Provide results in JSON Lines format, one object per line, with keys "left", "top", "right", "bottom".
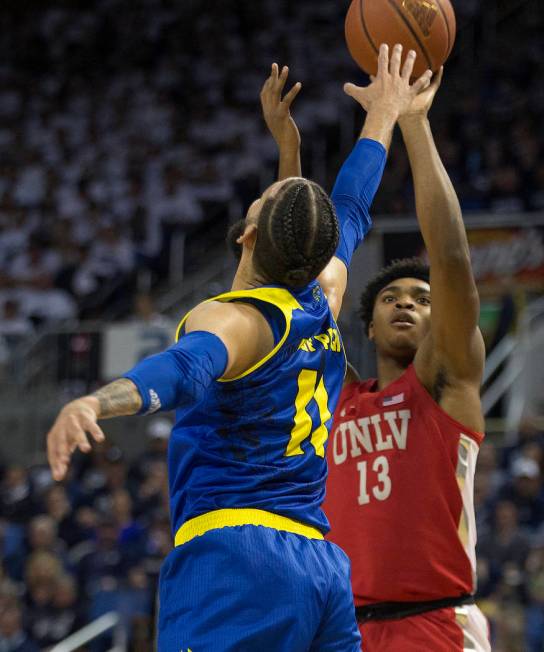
{"left": 407, "top": 364, "right": 485, "bottom": 445}
{"left": 231, "top": 298, "right": 285, "bottom": 347}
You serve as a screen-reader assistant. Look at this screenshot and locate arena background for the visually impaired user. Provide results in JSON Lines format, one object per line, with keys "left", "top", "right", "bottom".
{"left": 0, "top": 0, "right": 543, "bottom": 650}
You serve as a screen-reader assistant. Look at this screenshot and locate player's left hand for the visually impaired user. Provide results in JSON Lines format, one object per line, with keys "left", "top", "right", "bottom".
{"left": 400, "top": 66, "right": 443, "bottom": 119}
{"left": 344, "top": 44, "right": 432, "bottom": 118}
{"left": 47, "top": 398, "right": 105, "bottom": 481}
{"left": 261, "top": 63, "right": 302, "bottom": 148}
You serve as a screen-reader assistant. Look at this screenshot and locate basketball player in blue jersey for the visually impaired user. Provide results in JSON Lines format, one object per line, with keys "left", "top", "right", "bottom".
{"left": 47, "top": 45, "right": 432, "bottom": 651}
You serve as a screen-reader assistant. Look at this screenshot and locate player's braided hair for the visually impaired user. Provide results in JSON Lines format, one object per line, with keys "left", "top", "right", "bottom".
{"left": 359, "top": 257, "right": 430, "bottom": 335}
{"left": 228, "top": 179, "right": 339, "bottom": 288}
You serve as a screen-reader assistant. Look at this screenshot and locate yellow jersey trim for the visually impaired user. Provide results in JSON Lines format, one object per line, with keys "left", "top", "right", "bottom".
{"left": 174, "top": 508, "right": 324, "bottom": 547}
{"left": 174, "top": 287, "right": 303, "bottom": 383}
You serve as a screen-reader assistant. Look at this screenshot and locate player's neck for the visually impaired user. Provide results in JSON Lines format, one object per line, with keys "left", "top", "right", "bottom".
{"left": 376, "top": 353, "right": 412, "bottom": 391}
{"left": 231, "top": 260, "right": 268, "bottom": 292}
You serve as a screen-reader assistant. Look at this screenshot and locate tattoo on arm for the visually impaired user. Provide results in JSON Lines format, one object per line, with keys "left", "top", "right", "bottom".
{"left": 92, "top": 379, "right": 143, "bottom": 418}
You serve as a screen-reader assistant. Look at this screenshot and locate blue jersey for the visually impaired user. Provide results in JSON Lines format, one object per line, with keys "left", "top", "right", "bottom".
{"left": 169, "top": 281, "right": 346, "bottom": 535}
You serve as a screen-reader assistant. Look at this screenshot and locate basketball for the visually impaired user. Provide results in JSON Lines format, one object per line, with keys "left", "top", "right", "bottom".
{"left": 345, "top": 0, "right": 456, "bottom": 78}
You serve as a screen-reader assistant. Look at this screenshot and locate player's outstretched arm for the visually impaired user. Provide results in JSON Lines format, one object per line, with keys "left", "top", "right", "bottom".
{"left": 46, "top": 379, "right": 140, "bottom": 481}
{"left": 47, "top": 301, "right": 271, "bottom": 481}
{"left": 399, "top": 69, "right": 485, "bottom": 384}
{"left": 318, "top": 44, "right": 433, "bottom": 320}
{"left": 260, "top": 63, "right": 302, "bottom": 180}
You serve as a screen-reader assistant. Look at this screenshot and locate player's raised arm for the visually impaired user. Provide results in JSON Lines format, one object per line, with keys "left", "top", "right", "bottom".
{"left": 260, "top": 63, "right": 302, "bottom": 180}
{"left": 398, "top": 69, "right": 485, "bottom": 386}
{"left": 47, "top": 302, "right": 270, "bottom": 481}
{"left": 318, "top": 44, "right": 433, "bottom": 320}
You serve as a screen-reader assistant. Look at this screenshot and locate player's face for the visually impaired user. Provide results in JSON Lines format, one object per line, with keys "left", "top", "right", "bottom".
{"left": 369, "top": 277, "right": 431, "bottom": 359}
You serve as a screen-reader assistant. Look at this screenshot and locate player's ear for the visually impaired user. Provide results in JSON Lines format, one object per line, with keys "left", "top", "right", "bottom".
{"left": 238, "top": 223, "right": 258, "bottom": 250}
{"left": 367, "top": 321, "right": 375, "bottom": 341}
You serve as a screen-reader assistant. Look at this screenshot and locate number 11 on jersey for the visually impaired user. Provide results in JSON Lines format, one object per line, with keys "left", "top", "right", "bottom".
{"left": 285, "top": 369, "right": 331, "bottom": 458}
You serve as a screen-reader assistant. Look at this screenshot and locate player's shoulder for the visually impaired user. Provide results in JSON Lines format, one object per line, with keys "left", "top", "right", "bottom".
{"left": 295, "top": 279, "right": 328, "bottom": 307}
{"left": 185, "top": 299, "right": 266, "bottom": 333}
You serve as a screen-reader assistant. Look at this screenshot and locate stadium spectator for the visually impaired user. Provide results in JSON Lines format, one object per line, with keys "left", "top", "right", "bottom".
{"left": 0, "top": 468, "right": 35, "bottom": 525}
{"left": 477, "top": 501, "right": 530, "bottom": 599}
{"left": 0, "top": 301, "right": 33, "bottom": 342}
{"left": 23, "top": 552, "right": 67, "bottom": 649}
{"left": 43, "top": 484, "right": 87, "bottom": 550}
{"left": 74, "top": 516, "right": 126, "bottom": 598}
{"left": 129, "top": 417, "right": 170, "bottom": 483}
{"left": 499, "top": 457, "right": 544, "bottom": 529}
{"left": 526, "top": 534, "right": 544, "bottom": 652}
{"left": 0, "top": 599, "right": 39, "bottom": 652}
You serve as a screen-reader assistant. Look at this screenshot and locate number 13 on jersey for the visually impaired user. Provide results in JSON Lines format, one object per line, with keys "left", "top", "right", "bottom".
{"left": 358, "top": 456, "right": 392, "bottom": 504}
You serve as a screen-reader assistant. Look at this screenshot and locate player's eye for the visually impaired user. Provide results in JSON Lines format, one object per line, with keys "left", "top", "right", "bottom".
{"left": 417, "top": 297, "right": 431, "bottom": 305}
{"left": 383, "top": 296, "right": 395, "bottom": 303}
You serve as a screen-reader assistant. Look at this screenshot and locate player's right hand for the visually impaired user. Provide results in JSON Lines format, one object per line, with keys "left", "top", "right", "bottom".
{"left": 400, "top": 66, "right": 444, "bottom": 119}
{"left": 47, "top": 398, "right": 105, "bottom": 481}
{"left": 344, "top": 43, "right": 433, "bottom": 119}
{"left": 260, "top": 63, "right": 302, "bottom": 148}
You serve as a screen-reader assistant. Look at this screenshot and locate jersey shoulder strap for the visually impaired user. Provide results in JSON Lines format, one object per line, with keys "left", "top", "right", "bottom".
{"left": 175, "top": 287, "right": 304, "bottom": 382}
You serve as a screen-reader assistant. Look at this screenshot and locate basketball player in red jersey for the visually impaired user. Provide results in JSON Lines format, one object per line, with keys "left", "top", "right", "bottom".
{"left": 322, "top": 68, "right": 492, "bottom": 651}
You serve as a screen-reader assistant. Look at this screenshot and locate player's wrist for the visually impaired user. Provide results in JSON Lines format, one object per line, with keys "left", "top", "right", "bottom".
{"left": 78, "top": 396, "right": 101, "bottom": 418}
{"left": 277, "top": 139, "right": 301, "bottom": 153}
{"left": 365, "top": 104, "right": 399, "bottom": 127}
{"left": 361, "top": 107, "right": 397, "bottom": 145}
{"left": 275, "top": 128, "right": 301, "bottom": 150}
{"left": 398, "top": 113, "right": 429, "bottom": 129}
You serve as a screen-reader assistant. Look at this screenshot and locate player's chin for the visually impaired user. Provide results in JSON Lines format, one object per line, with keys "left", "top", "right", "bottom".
{"left": 389, "top": 331, "right": 420, "bottom": 353}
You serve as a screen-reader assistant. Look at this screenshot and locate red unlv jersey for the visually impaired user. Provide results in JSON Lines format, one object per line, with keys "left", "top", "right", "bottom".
{"left": 324, "top": 364, "right": 484, "bottom": 605}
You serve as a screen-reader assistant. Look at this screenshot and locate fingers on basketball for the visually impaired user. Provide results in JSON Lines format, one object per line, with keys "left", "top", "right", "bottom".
{"left": 389, "top": 43, "right": 403, "bottom": 77}
{"left": 412, "top": 69, "right": 433, "bottom": 94}
{"left": 401, "top": 50, "right": 417, "bottom": 80}
{"left": 377, "top": 43, "right": 389, "bottom": 77}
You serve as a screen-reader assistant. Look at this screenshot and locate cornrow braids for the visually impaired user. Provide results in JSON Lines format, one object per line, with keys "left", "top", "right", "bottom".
{"left": 359, "top": 257, "right": 430, "bottom": 335}
{"left": 253, "top": 179, "right": 339, "bottom": 288}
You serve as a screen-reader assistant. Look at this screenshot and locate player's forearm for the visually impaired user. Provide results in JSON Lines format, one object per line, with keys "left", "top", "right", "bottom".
{"left": 400, "top": 115, "right": 471, "bottom": 266}
{"left": 331, "top": 138, "right": 387, "bottom": 268}
{"left": 89, "top": 379, "right": 143, "bottom": 419}
{"left": 360, "top": 106, "right": 398, "bottom": 152}
{"left": 122, "top": 331, "right": 228, "bottom": 414}
{"left": 277, "top": 142, "right": 301, "bottom": 180}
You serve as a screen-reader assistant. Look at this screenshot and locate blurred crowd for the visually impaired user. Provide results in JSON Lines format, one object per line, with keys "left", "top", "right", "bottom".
{"left": 1, "top": 0, "right": 543, "bottom": 332}
{"left": 1, "top": 418, "right": 544, "bottom": 651}
{"left": 475, "top": 421, "right": 544, "bottom": 652}
{"left": 0, "top": 417, "right": 172, "bottom": 651}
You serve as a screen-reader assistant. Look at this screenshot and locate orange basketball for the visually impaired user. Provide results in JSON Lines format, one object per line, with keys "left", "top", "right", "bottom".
{"left": 345, "top": 0, "right": 456, "bottom": 78}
